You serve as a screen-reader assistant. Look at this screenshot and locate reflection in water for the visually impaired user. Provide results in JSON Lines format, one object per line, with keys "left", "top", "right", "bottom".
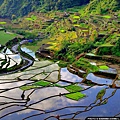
{"left": 87, "top": 73, "right": 113, "bottom": 85}
{"left": 0, "top": 65, "right": 120, "bottom": 120}
{"left": 3, "top": 48, "right": 13, "bottom": 54}
{"left": 61, "top": 68, "right": 83, "bottom": 83}
{"left": 0, "top": 47, "right": 120, "bottom": 120}
{"left": 21, "top": 47, "right": 36, "bottom": 59}
{"left": 0, "top": 81, "right": 119, "bottom": 120}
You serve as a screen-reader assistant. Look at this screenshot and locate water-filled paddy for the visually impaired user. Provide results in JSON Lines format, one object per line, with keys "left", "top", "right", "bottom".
{"left": 0, "top": 46, "right": 120, "bottom": 120}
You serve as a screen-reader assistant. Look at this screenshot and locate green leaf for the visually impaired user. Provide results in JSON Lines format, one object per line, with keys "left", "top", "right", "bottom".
{"left": 65, "top": 92, "right": 86, "bottom": 101}
{"left": 65, "top": 84, "right": 83, "bottom": 92}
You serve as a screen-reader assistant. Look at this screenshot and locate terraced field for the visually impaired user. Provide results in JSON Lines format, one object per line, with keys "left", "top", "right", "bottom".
{"left": 0, "top": 36, "right": 120, "bottom": 120}
{"left": 0, "top": 1, "right": 120, "bottom": 119}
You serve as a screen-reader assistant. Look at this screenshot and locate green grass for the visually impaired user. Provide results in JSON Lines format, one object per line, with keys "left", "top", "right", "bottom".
{"left": 0, "top": 22, "right": 6, "bottom": 24}
{"left": 79, "top": 23, "right": 88, "bottom": 28}
{"left": 20, "top": 85, "right": 39, "bottom": 90}
{"left": 101, "top": 15, "right": 111, "bottom": 19}
{"left": 60, "top": 29, "right": 66, "bottom": 33}
{"left": 23, "top": 38, "right": 52, "bottom": 52}
{"left": 99, "top": 65, "right": 109, "bottom": 70}
{"left": 73, "top": 58, "right": 99, "bottom": 73}
{"left": 25, "top": 18, "right": 34, "bottom": 21}
{"left": 100, "top": 43, "right": 113, "bottom": 47}
{"left": 82, "top": 30, "right": 89, "bottom": 32}
{"left": 65, "top": 84, "right": 83, "bottom": 92}
{"left": 65, "top": 92, "right": 86, "bottom": 101}
{"left": 73, "top": 24, "right": 80, "bottom": 27}
{"left": 20, "top": 80, "right": 51, "bottom": 91}
{"left": 0, "top": 31, "right": 17, "bottom": 45}
{"left": 66, "top": 6, "right": 83, "bottom": 13}
{"left": 33, "top": 80, "right": 51, "bottom": 87}
{"left": 58, "top": 61, "right": 68, "bottom": 68}
{"left": 25, "top": 15, "right": 37, "bottom": 21}
{"left": 73, "top": 16, "right": 80, "bottom": 19}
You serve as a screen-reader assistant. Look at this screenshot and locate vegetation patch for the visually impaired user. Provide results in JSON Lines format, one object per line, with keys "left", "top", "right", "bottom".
{"left": 20, "top": 80, "right": 51, "bottom": 91}
{"left": 0, "top": 31, "right": 17, "bottom": 45}
{"left": 65, "top": 84, "right": 83, "bottom": 92}
{"left": 60, "top": 29, "right": 66, "bottom": 33}
{"left": 73, "top": 58, "right": 99, "bottom": 73}
{"left": 33, "top": 80, "right": 51, "bottom": 87}
{"left": 65, "top": 92, "right": 86, "bottom": 101}
{"left": 25, "top": 15, "right": 37, "bottom": 21}
{"left": 20, "top": 85, "right": 39, "bottom": 91}
{"left": 97, "top": 46, "right": 112, "bottom": 55}
{"left": 0, "top": 21, "right": 6, "bottom": 24}
{"left": 100, "top": 43, "right": 113, "bottom": 47}
{"left": 58, "top": 61, "right": 68, "bottom": 68}
{"left": 73, "top": 15, "right": 80, "bottom": 19}
{"left": 79, "top": 23, "right": 88, "bottom": 28}
{"left": 73, "top": 24, "right": 80, "bottom": 27}
{"left": 83, "top": 80, "right": 95, "bottom": 86}
{"left": 112, "top": 39, "right": 120, "bottom": 57}
{"left": 101, "top": 15, "right": 111, "bottom": 19}
{"left": 96, "top": 89, "right": 106, "bottom": 100}
{"left": 99, "top": 65, "right": 109, "bottom": 70}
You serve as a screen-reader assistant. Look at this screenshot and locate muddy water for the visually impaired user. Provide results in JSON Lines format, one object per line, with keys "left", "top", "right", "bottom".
{"left": 0, "top": 47, "right": 120, "bottom": 120}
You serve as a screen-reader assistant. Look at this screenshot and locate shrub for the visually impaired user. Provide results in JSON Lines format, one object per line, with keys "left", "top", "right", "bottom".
{"left": 112, "top": 39, "right": 120, "bottom": 56}
{"left": 97, "top": 47, "right": 112, "bottom": 55}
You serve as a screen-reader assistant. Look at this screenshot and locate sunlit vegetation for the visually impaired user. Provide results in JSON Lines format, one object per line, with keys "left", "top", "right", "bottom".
{"left": 25, "top": 15, "right": 37, "bottom": 21}
{"left": 101, "top": 15, "right": 111, "bottom": 19}
{"left": 20, "top": 79, "right": 86, "bottom": 101}
{"left": 0, "top": 21, "right": 6, "bottom": 24}
{"left": 73, "top": 58, "right": 99, "bottom": 73}
{"left": 65, "top": 84, "right": 83, "bottom": 92}
{"left": 0, "top": 0, "right": 120, "bottom": 119}
{"left": 65, "top": 92, "right": 86, "bottom": 101}
{"left": 73, "top": 15, "right": 80, "bottom": 19}
{"left": 0, "top": 30, "right": 17, "bottom": 45}
{"left": 99, "top": 65, "right": 109, "bottom": 70}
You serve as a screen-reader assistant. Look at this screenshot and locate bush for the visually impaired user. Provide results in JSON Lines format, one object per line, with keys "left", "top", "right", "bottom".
{"left": 16, "top": 30, "right": 36, "bottom": 39}
{"left": 54, "top": 40, "right": 95, "bottom": 62}
{"left": 97, "top": 47, "right": 112, "bottom": 55}
{"left": 73, "top": 58, "right": 99, "bottom": 73}
{"left": 66, "top": 54, "right": 75, "bottom": 63}
{"left": 112, "top": 39, "right": 120, "bottom": 56}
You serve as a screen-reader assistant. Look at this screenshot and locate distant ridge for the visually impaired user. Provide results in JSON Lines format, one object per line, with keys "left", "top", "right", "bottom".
{"left": 0, "top": 0, "right": 90, "bottom": 18}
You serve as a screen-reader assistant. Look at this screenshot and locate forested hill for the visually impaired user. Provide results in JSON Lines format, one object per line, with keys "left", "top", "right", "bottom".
{"left": 0, "top": 0, "right": 90, "bottom": 18}
{"left": 84, "top": 0, "right": 120, "bottom": 15}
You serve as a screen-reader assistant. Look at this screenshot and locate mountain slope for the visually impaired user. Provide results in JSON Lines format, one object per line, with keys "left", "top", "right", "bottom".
{"left": 0, "top": 0, "right": 90, "bottom": 18}
{"left": 83, "top": 0, "right": 120, "bottom": 15}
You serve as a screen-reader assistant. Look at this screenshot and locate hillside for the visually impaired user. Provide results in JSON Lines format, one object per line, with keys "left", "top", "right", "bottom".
{"left": 0, "top": 0, "right": 120, "bottom": 119}
{"left": 0, "top": 0, "right": 89, "bottom": 18}
{"left": 83, "top": 0, "right": 120, "bottom": 16}
{"left": 0, "top": 0, "right": 120, "bottom": 58}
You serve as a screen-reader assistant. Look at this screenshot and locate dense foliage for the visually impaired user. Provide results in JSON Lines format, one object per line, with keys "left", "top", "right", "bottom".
{"left": 112, "top": 38, "right": 120, "bottom": 57}
{"left": 0, "top": 0, "right": 90, "bottom": 18}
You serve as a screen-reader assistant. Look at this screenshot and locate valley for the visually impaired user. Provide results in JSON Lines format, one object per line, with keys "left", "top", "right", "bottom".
{"left": 0, "top": 0, "right": 120, "bottom": 119}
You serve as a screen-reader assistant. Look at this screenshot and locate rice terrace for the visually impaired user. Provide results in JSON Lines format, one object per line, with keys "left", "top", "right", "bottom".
{"left": 0, "top": 0, "right": 120, "bottom": 120}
